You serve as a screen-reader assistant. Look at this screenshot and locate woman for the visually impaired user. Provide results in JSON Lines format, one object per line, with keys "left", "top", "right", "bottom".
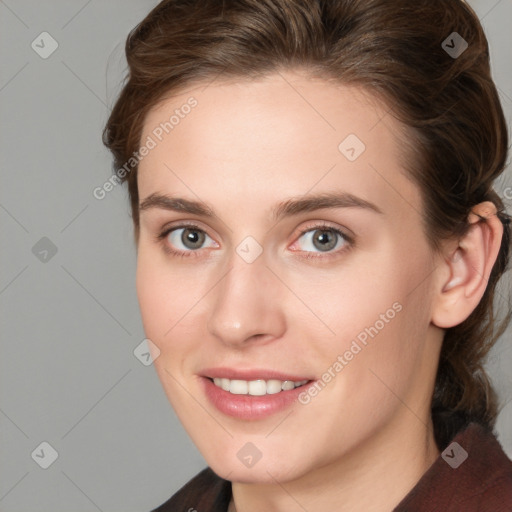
{"left": 103, "top": 0, "right": 512, "bottom": 510}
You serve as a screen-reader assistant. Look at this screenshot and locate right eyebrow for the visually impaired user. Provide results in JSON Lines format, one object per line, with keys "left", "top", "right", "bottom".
{"left": 139, "top": 193, "right": 214, "bottom": 217}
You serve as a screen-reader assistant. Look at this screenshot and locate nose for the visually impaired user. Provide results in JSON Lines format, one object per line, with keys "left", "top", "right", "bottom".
{"left": 206, "top": 250, "right": 287, "bottom": 348}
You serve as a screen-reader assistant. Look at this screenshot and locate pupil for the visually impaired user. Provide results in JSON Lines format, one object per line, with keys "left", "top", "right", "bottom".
{"left": 313, "top": 230, "right": 336, "bottom": 251}
{"left": 182, "top": 228, "right": 205, "bottom": 249}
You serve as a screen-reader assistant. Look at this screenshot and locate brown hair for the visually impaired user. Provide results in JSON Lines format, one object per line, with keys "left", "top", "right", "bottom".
{"left": 103, "top": 0, "right": 511, "bottom": 449}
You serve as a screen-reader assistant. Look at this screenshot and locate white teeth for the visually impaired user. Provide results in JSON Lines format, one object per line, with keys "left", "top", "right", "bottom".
{"left": 230, "top": 380, "right": 248, "bottom": 394}
{"left": 221, "top": 378, "right": 230, "bottom": 391}
{"left": 266, "top": 379, "right": 283, "bottom": 394}
{"left": 248, "top": 380, "right": 267, "bottom": 396}
{"left": 211, "top": 378, "right": 309, "bottom": 395}
{"left": 281, "top": 380, "right": 295, "bottom": 391}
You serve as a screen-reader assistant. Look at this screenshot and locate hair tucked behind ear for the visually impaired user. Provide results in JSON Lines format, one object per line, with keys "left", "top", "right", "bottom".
{"left": 103, "top": 0, "right": 511, "bottom": 449}
{"left": 431, "top": 188, "right": 511, "bottom": 447}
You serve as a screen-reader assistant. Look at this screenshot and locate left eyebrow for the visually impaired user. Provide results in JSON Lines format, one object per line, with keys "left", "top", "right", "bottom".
{"left": 271, "top": 192, "right": 383, "bottom": 222}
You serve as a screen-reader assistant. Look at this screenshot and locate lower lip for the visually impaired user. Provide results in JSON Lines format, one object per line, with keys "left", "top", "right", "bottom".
{"left": 201, "top": 377, "right": 311, "bottom": 420}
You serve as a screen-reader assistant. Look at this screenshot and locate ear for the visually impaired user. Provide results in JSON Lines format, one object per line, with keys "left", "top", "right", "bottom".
{"left": 431, "top": 201, "right": 503, "bottom": 329}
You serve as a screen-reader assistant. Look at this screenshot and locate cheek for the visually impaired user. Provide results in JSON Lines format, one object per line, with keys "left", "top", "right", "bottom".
{"left": 135, "top": 249, "right": 192, "bottom": 345}
{"left": 135, "top": 251, "right": 202, "bottom": 409}
{"left": 307, "top": 244, "right": 435, "bottom": 389}
{"left": 135, "top": 253, "right": 168, "bottom": 337}
{"left": 135, "top": 246, "right": 216, "bottom": 372}
{"left": 282, "top": 252, "right": 406, "bottom": 346}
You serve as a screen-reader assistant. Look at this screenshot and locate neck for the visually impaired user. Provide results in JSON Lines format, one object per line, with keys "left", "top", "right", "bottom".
{"left": 229, "top": 416, "right": 440, "bottom": 512}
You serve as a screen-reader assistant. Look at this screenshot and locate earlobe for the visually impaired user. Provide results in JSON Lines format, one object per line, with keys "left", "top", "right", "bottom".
{"left": 432, "top": 201, "right": 503, "bottom": 329}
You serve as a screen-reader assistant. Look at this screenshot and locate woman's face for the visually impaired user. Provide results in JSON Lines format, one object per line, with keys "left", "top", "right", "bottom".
{"left": 136, "top": 72, "right": 444, "bottom": 483}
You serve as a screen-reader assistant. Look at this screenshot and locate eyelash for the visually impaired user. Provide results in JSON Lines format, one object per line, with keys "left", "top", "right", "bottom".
{"left": 156, "top": 222, "right": 355, "bottom": 260}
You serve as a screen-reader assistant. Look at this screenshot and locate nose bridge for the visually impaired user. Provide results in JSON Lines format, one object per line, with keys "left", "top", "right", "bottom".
{"left": 207, "top": 248, "right": 285, "bottom": 346}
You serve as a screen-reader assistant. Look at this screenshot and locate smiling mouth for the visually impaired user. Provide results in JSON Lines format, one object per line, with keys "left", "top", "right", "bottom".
{"left": 209, "top": 377, "right": 310, "bottom": 396}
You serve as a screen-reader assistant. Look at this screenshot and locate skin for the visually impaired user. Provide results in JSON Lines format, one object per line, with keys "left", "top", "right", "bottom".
{"left": 135, "top": 71, "right": 503, "bottom": 512}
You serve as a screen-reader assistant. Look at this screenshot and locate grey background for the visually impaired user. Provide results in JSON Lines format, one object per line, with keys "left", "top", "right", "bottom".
{"left": 0, "top": 1, "right": 511, "bottom": 511}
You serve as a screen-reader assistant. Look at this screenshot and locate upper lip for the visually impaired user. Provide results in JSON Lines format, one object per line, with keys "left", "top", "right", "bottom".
{"left": 200, "top": 367, "right": 313, "bottom": 382}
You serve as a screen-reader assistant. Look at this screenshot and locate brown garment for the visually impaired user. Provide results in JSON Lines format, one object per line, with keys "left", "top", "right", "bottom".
{"left": 151, "top": 422, "right": 512, "bottom": 511}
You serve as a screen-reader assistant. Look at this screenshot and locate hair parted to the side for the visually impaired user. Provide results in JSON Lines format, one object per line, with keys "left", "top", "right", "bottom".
{"left": 103, "top": 0, "right": 511, "bottom": 449}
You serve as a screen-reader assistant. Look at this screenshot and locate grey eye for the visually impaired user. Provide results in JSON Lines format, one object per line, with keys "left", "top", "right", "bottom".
{"left": 181, "top": 228, "right": 205, "bottom": 249}
{"left": 167, "top": 227, "right": 215, "bottom": 251}
{"left": 297, "top": 228, "right": 346, "bottom": 253}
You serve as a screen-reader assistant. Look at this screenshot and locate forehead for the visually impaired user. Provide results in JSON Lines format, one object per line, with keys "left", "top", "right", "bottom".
{"left": 137, "top": 71, "right": 421, "bottom": 220}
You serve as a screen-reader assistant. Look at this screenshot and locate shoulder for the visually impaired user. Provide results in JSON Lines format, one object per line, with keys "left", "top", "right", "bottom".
{"left": 395, "top": 422, "right": 512, "bottom": 511}
{"left": 150, "top": 467, "right": 231, "bottom": 512}
{"left": 455, "top": 423, "right": 512, "bottom": 511}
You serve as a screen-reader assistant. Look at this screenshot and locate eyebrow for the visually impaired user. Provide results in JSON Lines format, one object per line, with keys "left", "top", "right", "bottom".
{"left": 271, "top": 192, "right": 383, "bottom": 221}
{"left": 139, "top": 193, "right": 214, "bottom": 217}
{"left": 138, "top": 191, "right": 383, "bottom": 220}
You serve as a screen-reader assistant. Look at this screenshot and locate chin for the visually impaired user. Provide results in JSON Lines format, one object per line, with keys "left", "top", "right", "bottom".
{"left": 204, "top": 447, "right": 312, "bottom": 485}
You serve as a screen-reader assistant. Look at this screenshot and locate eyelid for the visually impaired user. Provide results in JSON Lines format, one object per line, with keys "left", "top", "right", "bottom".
{"left": 157, "top": 220, "right": 217, "bottom": 242}
{"left": 293, "top": 220, "right": 354, "bottom": 244}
